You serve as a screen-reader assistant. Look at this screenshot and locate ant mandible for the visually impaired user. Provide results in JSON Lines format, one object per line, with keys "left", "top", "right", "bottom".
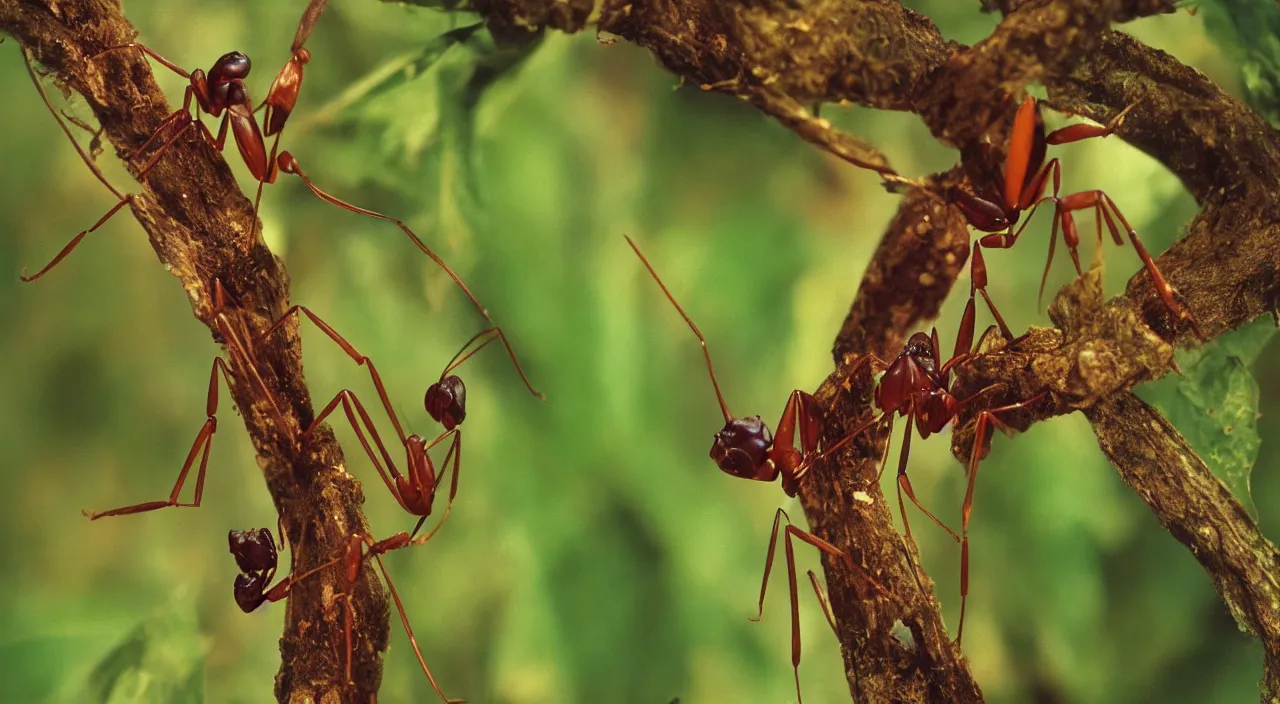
{"left": 626, "top": 236, "right": 883, "bottom": 704}
{"left": 950, "top": 94, "right": 1197, "bottom": 357}
{"left": 847, "top": 326, "right": 1045, "bottom": 645}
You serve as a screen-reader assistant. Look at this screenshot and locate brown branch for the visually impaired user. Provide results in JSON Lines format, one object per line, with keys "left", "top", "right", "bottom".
{"left": 0, "top": 1, "right": 388, "bottom": 701}
{"left": 1083, "top": 392, "right": 1280, "bottom": 695}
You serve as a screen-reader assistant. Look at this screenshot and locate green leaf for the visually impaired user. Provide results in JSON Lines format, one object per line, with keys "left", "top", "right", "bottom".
{"left": 67, "top": 598, "right": 205, "bottom": 704}
{"left": 1197, "top": 0, "right": 1280, "bottom": 126}
{"left": 1166, "top": 317, "right": 1275, "bottom": 510}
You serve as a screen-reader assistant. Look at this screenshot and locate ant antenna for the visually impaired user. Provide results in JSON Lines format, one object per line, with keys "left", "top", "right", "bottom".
{"left": 439, "top": 326, "right": 542, "bottom": 400}
{"left": 625, "top": 235, "right": 732, "bottom": 424}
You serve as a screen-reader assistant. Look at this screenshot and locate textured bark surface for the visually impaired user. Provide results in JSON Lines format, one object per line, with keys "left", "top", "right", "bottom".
{"left": 460, "top": 1, "right": 1280, "bottom": 702}
{"left": 9, "top": 0, "right": 1280, "bottom": 701}
{"left": 0, "top": 1, "right": 389, "bottom": 701}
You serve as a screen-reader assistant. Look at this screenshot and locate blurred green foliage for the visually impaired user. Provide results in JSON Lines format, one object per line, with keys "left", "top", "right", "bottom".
{"left": 0, "top": 3, "right": 1274, "bottom": 703}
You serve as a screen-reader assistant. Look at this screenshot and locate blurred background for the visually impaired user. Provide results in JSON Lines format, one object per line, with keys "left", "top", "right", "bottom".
{"left": 0, "top": 1, "right": 1274, "bottom": 702}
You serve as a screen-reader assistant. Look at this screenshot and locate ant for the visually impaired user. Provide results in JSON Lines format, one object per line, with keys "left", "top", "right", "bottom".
{"left": 84, "top": 280, "right": 290, "bottom": 519}
{"left": 228, "top": 527, "right": 461, "bottom": 701}
{"left": 229, "top": 526, "right": 334, "bottom": 613}
{"left": 626, "top": 236, "right": 883, "bottom": 704}
{"left": 260, "top": 306, "right": 538, "bottom": 540}
{"left": 950, "top": 94, "right": 1197, "bottom": 357}
{"left": 849, "top": 326, "right": 1045, "bottom": 645}
{"left": 19, "top": 0, "right": 327, "bottom": 280}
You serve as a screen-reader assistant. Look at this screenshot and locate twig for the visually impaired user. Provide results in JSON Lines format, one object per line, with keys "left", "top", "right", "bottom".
{"left": 0, "top": 1, "right": 389, "bottom": 700}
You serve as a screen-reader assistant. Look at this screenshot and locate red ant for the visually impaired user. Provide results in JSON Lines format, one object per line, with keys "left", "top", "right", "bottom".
{"left": 20, "top": 0, "right": 506, "bottom": 344}
{"left": 950, "top": 94, "right": 1197, "bottom": 357}
{"left": 19, "top": 0, "right": 325, "bottom": 279}
{"left": 260, "top": 307, "right": 538, "bottom": 540}
{"left": 332, "top": 532, "right": 464, "bottom": 703}
{"left": 850, "top": 326, "right": 1045, "bottom": 645}
{"left": 228, "top": 527, "right": 461, "bottom": 701}
{"left": 626, "top": 236, "right": 883, "bottom": 704}
{"left": 84, "top": 280, "right": 290, "bottom": 519}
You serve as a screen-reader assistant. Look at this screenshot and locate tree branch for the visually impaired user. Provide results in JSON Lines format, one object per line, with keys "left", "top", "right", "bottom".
{"left": 1083, "top": 392, "right": 1280, "bottom": 696}
{"left": 0, "top": 1, "right": 389, "bottom": 700}
{"left": 458, "top": 0, "right": 1279, "bottom": 701}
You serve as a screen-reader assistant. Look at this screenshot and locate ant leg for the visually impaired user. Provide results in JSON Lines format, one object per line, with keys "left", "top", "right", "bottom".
{"left": 895, "top": 415, "right": 960, "bottom": 543}
{"left": 20, "top": 116, "right": 197, "bottom": 282}
{"left": 411, "top": 430, "right": 462, "bottom": 545}
{"left": 1056, "top": 190, "right": 1197, "bottom": 332}
{"left": 85, "top": 357, "right": 235, "bottom": 518}
{"left": 1044, "top": 102, "right": 1137, "bottom": 146}
{"left": 955, "top": 243, "right": 1013, "bottom": 359}
{"left": 276, "top": 153, "right": 483, "bottom": 315}
{"left": 749, "top": 508, "right": 854, "bottom": 704}
{"left": 23, "top": 51, "right": 122, "bottom": 199}
{"left": 90, "top": 43, "right": 193, "bottom": 79}
{"left": 955, "top": 392, "right": 1046, "bottom": 645}
{"left": 264, "top": 306, "right": 408, "bottom": 444}
{"left": 308, "top": 389, "right": 407, "bottom": 512}
{"left": 806, "top": 570, "right": 838, "bottom": 635}
{"left": 363, "top": 540, "right": 464, "bottom": 703}
{"left": 277, "top": 153, "right": 542, "bottom": 398}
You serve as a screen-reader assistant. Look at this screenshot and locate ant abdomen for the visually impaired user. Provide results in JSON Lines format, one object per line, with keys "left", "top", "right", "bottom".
{"left": 710, "top": 416, "right": 774, "bottom": 479}
{"left": 425, "top": 376, "right": 466, "bottom": 431}
{"left": 233, "top": 571, "right": 268, "bottom": 613}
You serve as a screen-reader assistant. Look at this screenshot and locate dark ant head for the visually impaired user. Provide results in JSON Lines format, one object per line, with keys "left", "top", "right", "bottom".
{"left": 710, "top": 416, "right": 774, "bottom": 479}
{"left": 210, "top": 51, "right": 252, "bottom": 82}
{"left": 233, "top": 571, "right": 267, "bottom": 613}
{"left": 875, "top": 332, "right": 942, "bottom": 414}
{"left": 903, "top": 332, "right": 937, "bottom": 373}
{"left": 228, "top": 528, "right": 277, "bottom": 574}
{"left": 425, "top": 376, "right": 466, "bottom": 431}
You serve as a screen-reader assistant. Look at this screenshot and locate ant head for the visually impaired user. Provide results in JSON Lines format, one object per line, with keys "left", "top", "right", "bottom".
{"left": 710, "top": 416, "right": 774, "bottom": 480}
{"left": 875, "top": 332, "right": 941, "bottom": 414}
{"left": 903, "top": 332, "right": 937, "bottom": 372}
{"left": 228, "top": 528, "right": 277, "bottom": 574}
{"left": 233, "top": 571, "right": 267, "bottom": 614}
{"left": 425, "top": 376, "right": 466, "bottom": 431}
{"left": 210, "top": 51, "right": 252, "bottom": 82}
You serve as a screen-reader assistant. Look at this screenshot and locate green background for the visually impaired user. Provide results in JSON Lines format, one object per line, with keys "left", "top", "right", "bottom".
{"left": 0, "top": 2, "right": 1274, "bottom": 702}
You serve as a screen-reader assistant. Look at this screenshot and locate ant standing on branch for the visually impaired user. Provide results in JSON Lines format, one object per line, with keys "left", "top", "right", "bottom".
{"left": 626, "top": 235, "right": 886, "bottom": 704}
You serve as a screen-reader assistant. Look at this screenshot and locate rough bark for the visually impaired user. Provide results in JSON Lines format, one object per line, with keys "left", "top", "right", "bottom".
{"left": 460, "top": 1, "right": 1280, "bottom": 702}
{"left": 0, "top": 1, "right": 389, "bottom": 701}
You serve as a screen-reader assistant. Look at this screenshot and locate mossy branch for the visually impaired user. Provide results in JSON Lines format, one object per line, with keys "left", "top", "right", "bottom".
{"left": 0, "top": 1, "right": 389, "bottom": 701}
{"left": 465, "top": 0, "right": 1280, "bottom": 701}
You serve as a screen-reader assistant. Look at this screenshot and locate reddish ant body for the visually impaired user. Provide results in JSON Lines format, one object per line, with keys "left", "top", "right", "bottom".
{"left": 228, "top": 527, "right": 294, "bottom": 613}
{"left": 950, "top": 95, "right": 1195, "bottom": 356}
{"left": 20, "top": 0, "right": 511, "bottom": 343}
{"left": 626, "top": 236, "right": 881, "bottom": 704}
{"left": 227, "top": 527, "right": 461, "bottom": 701}
{"left": 260, "top": 307, "right": 539, "bottom": 539}
{"left": 852, "top": 327, "right": 1044, "bottom": 645}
